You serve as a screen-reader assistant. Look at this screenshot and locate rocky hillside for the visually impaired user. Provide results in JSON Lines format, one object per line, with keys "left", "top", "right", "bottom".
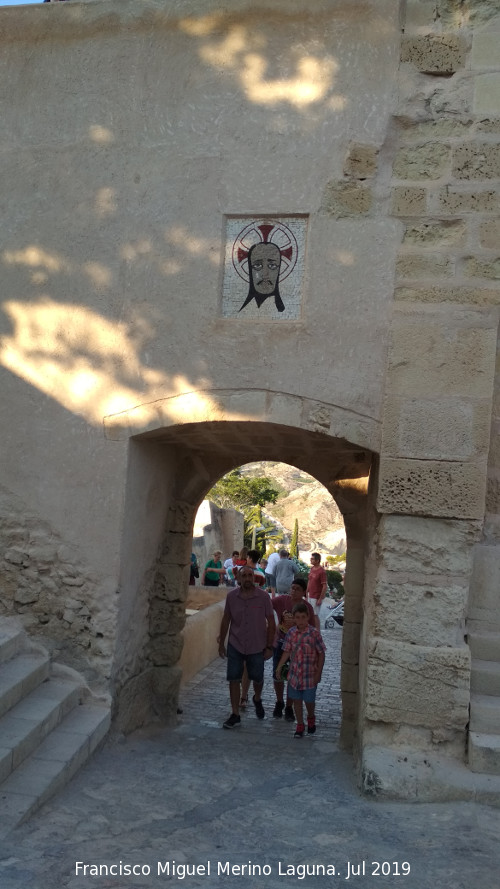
{"left": 241, "top": 462, "right": 345, "bottom": 556}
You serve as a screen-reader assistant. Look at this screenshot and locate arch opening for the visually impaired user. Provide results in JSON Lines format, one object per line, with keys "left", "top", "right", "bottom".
{"left": 112, "top": 419, "right": 375, "bottom": 755}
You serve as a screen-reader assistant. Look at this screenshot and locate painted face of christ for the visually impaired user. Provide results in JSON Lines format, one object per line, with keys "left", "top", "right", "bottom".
{"left": 239, "top": 242, "right": 285, "bottom": 313}
{"left": 250, "top": 243, "right": 281, "bottom": 295}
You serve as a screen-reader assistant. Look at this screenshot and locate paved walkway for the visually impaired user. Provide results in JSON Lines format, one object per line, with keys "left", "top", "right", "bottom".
{"left": 1, "top": 621, "right": 500, "bottom": 889}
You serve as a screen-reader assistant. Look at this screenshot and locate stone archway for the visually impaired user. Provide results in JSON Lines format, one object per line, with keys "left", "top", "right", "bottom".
{"left": 107, "top": 395, "right": 376, "bottom": 748}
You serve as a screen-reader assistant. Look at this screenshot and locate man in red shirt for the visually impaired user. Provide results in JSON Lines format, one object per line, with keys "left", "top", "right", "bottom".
{"left": 306, "top": 552, "right": 327, "bottom": 630}
{"left": 218, "top": 566, "right": 275, "bottom": 729}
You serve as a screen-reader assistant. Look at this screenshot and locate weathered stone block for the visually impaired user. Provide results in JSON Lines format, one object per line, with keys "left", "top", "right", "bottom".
{"left": 403, "top": 220, "right": 465, "bottom": 247}
{"left": 343, "top": 143, "right": 378, "bottom": 179}
{"left": 341, "top": 690, "right": 358, "bottom": 722}
{"left": 4, "top": 548, "right": 28, "bottom": 566}
{"left": 453, "top": 143, "right": 500, "bottom": 180}
{"left": 371, "top": 580, "right": 467, "bottom": 647}
{"left": 396, "top": 253, "right": 452, "bottom": 279}
{"left": 365, "top": 638, "right": 470, "bottom": 728}
{"left": 394, "top": 285, "right": 500, "bottom": 306}
{"left": 156, "top": 533, "right": 191, "bottom": 566}
{"left": 387, "top": 318, "right": 497, "bottom": 400}
{"left": 151, "top": 666, "right": 182, "bottom": 720}
{"left": 381, "top": 396, "right": 492, "bottom": 461}
{"left": 401, "top": 34, "right": 466, "bottom": 73}
{"left": 477, "top": 119, "right": 500, "bottom": 134}
{"left": 114, "top": 669, "right": 153, "bottom": 734}
{"left": 377, "top": 458, "right": 487, "bottom": 519}
{"left": 399, "top": 119, "right": 472, "bottom": 141}
{"left": 340, "top": 662, "right": 359, "bottom": 694}
{"left": 391, "top": 186, "right": 427, "bottom": 216}
{"left": 268, "top": 393, "right": 303, "bottom": 428}
{"left": 480, "top": 219, "right": 500, "bottom": 249}
{"left": 167, "top": 501, "right": 196, "bottom": 534}
{"left": 322, "top": 181, "right": 372, "bottom": 217}
{"left": 14, "top": 587, "right": 40, "bottom": 606}
{"left": 394, "top": 143, "right": 450, "bottom": 180}
{"left": 437, "top": 187, "right": 500, "bottom": 214}
{"left": 464, "top": 257, "right": 500, "bottom": 280}
{"left": 149, "top": 600, "right": 186, "bottom": 638}
{"left": 341, "top": 621, "right": 360, "bottom": 665}
{"left": 149, "top": 632, "right": 184, "bottom": 667}
{"left": 227, "top": 390, "right": 267, "bottom": 420}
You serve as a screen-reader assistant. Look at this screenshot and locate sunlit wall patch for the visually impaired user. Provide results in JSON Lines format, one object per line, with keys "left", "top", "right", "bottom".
{"left": 222, "top": 216, "right": 308, "bottom": 320}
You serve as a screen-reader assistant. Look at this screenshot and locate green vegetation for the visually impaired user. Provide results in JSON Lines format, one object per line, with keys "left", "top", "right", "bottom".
{"left": 208, "top": 469, "right": 283, "bottom": 554}
{"left": 208, "top": 469, "right": 280, "bottom": 511}
{"left": 326, "top": 570, "right": 344, "bottom": 596}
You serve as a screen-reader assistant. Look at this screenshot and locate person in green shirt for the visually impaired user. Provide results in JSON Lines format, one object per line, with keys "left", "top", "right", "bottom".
{"left": 202, "top": 550, "right": 224, "bottom": 587}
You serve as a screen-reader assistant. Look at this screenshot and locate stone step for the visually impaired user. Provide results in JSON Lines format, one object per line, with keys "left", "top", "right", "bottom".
{"left": 0, "top": 702, "right": 111, "bottom": 838}
{"left": 0, "top": 653, "right": 50, "bottom": 720}
{"left": 471, "top": 660, "right": 500, "bottom": 697}
{"left": 0, "top": 621, "right": 26, "bottom": 666}
{"left": 469, "top": 693, "right": 500, "bottom": 734}
{"left": 0, "top": 677, "right": 83, "bottom": 784}
{"left": 469, "top": 732, "right": 500, "bottom": 776}
{"left": 468, "top": 632, "right": 500, "bottom": 663}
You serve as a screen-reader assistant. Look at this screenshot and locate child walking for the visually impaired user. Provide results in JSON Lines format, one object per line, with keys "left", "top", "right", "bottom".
{"left": 275, "top": 601, "right": 326, "bottom": 738}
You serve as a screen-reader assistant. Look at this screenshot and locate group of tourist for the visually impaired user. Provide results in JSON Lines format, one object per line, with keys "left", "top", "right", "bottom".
{"left": 214, "top": 548, "right": 329, "bottom": 738}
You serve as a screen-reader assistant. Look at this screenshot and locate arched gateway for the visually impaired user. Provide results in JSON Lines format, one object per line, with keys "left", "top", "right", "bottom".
{"left": 106, "top": 391, "right": 375, "bottom": 752}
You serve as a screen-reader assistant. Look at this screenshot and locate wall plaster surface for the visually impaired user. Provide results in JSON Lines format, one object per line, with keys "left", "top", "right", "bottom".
{"left": 1, "top": 0, "right": 500, "bottom": 798}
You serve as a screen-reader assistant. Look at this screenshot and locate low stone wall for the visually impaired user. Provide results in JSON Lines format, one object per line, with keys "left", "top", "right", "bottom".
{"left": 0, "top": 485, "right": 116, "bottom": 683}
{"left": 179, "top": 600, "right": 225, "bottom": 687}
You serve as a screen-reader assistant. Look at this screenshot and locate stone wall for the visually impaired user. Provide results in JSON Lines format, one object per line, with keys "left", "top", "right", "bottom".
{"left": 0, "top": 485, "right": 116, "bottom": 685}
{"left": 359, "top": 0, "right": 500, "bottom": 792}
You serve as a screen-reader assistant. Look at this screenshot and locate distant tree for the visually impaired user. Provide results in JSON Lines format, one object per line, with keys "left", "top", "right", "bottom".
{"left": 244, "top": 507, "right": 284, "bottom": 551}
{"left": 326, "top": 553, "right": 346, "bottom": 567}
{"left": 289, "top": 519, "right": 299, "bottom": 559}
{"left": 208, "top": 469, "right": 280, "bottom": 512}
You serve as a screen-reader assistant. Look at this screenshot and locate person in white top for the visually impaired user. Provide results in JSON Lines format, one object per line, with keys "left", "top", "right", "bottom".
{"left": 266, "top": 550, "right": 280, "bottom": 596}
{"left": 224, "top": 551, "right": 240, "bottom": 586}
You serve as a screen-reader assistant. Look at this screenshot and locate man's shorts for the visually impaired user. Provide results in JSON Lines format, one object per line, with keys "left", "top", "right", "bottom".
{"left": 307, "top": 596, "right": 322, "bottom": 616}
{"left": 287, "top": 684, "right": 317, "bottom": 703}
{"left": 226, "top": 642, "right": 265, "bottom": 684}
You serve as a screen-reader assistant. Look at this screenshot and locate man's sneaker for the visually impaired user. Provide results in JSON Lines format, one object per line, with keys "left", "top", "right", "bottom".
{"left": 273, "top": 700, "right": 284, "bottom": 719}
{"left": 294, "top": 724, "right": 305, "bottom": 738}
{"left": 284, "top": 705, "right": 295, "bottom": 722}
{"left": 307, "top": 719, "right": 316, "bottom": 735}
{"left": 253, "top": 695, "right": 265, "bottom": 719}
{"left": 223, "top": 713, "right": 241, "bottom": 729}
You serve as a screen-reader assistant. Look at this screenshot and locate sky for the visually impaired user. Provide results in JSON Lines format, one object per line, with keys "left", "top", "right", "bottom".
{"left": 0, "top": 0, "right": 45, "bottom": 5}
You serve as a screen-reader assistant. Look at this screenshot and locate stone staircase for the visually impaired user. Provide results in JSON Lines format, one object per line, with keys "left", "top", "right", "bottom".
{"left": 468, "top": 630, "right": 500, "bottom": 775}
{"left": 0, "top": 618, "right": 111, "bottom": 838}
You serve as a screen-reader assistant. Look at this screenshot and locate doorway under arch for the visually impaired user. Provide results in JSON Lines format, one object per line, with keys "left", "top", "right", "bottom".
{"left": 111, "top": 419, "right": 375, "bottom": 754}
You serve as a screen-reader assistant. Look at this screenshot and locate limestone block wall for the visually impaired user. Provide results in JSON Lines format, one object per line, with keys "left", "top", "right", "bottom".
{"left": 0, "top": 484, "right": 117, "bottom": 685}
{"left": 360, "top": 1, "right": 500, "bottom": 777}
